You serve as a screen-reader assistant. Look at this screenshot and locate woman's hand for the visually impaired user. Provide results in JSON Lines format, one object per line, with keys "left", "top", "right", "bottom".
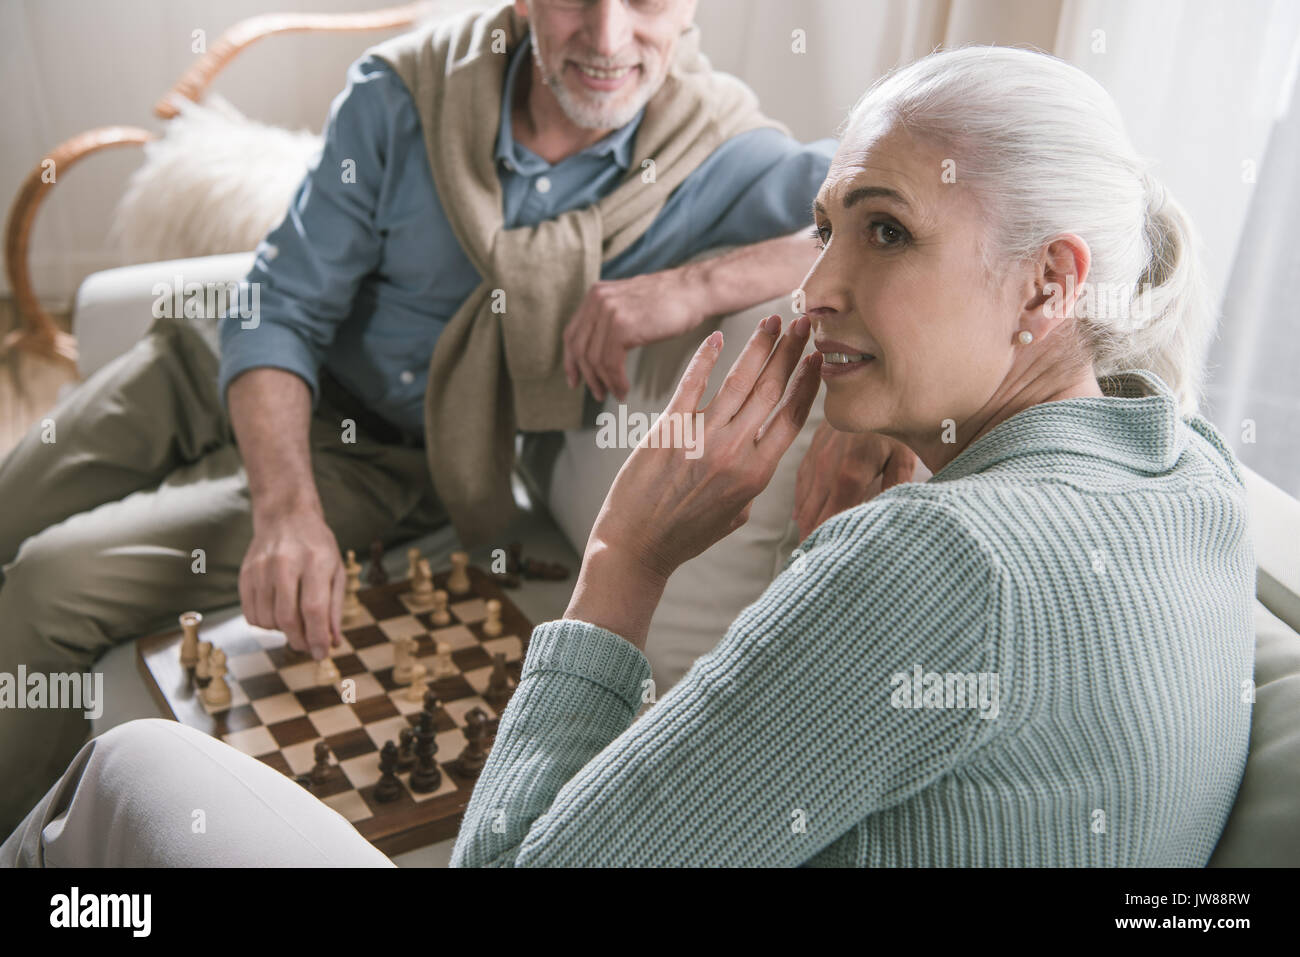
{"left": 793, "top": 425, "right": 919, "bottom": 540}
{"left": 564, "top": 314, "right": 823, "bottom": 649}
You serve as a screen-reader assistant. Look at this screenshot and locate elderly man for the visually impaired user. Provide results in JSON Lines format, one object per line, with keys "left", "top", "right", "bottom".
{"left": 0, "top": 0, "right": 904, "bottom": 836}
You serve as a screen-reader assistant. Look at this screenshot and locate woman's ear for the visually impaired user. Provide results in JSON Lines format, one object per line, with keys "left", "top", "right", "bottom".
{"left": 1020, "top": 233, "right": 1091, "bottom": 341}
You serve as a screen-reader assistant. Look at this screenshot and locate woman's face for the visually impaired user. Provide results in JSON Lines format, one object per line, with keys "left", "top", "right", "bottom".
{"left": 803, "top": 122, "right": 1032, "bottom": 444}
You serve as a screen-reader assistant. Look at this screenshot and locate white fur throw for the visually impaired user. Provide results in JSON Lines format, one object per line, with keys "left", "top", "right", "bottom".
{"left": 111, "top": 94, "right": 322, "bottom": 262}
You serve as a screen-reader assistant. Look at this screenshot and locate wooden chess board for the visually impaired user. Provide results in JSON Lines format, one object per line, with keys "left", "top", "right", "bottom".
{"left": 136, "top": 564, "right": 531, "bottom": 856}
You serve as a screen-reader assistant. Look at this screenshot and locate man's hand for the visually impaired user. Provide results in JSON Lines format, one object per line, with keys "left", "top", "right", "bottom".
{"left": 227, "top": 367, "right": 341, "bottom": 660}
{"left": 794, "top": 423, "right": 920, "bottom": 539}
{"left": 563, "top": 270, "right": 705, "bottom": 403}
{"left": 239, "top": 507, "right": 345, "bottom": 659}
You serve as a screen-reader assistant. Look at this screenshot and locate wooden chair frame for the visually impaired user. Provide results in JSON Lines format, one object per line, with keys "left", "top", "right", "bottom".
{"left": 2, "top": 2, "right": 431, "bottom": 369}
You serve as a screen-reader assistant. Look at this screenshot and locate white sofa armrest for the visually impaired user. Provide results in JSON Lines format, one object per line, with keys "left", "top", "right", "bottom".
{"left": 72, "top": 252, "right": 255, "bottom": 379}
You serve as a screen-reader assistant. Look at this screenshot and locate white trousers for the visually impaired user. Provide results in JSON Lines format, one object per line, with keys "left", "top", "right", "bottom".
{"left": 0, "top": 719, "right": 394, "bottom": 867}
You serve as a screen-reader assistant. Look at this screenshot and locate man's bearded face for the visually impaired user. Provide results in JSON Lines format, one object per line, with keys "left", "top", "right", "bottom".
{"left": 523, "top": 0, "right": 696, "bottom": 130}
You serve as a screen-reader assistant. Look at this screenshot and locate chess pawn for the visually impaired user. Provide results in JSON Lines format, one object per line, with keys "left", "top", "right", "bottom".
{"left": 405, "top": 663, "right": 429, "bottom": 703}
{"left": 396, "top": 727, "right": 416, "bottom": 772}
{"left": 482, "top": 599, "right": 502, "bottom": 638}
{"left": 316, "top": 652, "right": 341, "bottom": 686}
{"left": 374, "top": 741, "right": 402, "bottom": 803}
{"left": 431, "top": 641, "right": 455, "bottom": 679}
{"left": 415, "top": 559, "right": 434, "bottom": 593}
{"left": 178, "top": 610, "right": 202, "bottom": 668}
{"left": 202, "top": 648, "right": 232, "bottom": 708}
{"left": 310, "top": 740, "right": 333, "bottom": 786}
{"left": 485, "top": 652, "right": 516, "bottom": 707}
{"left": 392, "top": 634, "right": 418, "bottom": 685}
{"left": 447, "top": 551, "right": 471, "bottom": 595}
{"left": 430, "top": 589, "right": 451, "bottom": 627}
{"left": 194, "top": 640, "right": 214, "bottom": 688}
{"left": 407, "top": 547, "right": 423, "bottom": 584}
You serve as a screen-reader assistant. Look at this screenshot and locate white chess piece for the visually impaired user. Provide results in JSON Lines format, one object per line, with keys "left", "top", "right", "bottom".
{"left": 179, "top": 611, "right": 202, "bottom": 668}
{"left": 482, "top": 599, "right": 502, "bottom": 637}
{"left": 316, "top": 652, "right": 341, "bottom": 686}
{"left": 203, "top": 648, "right": 232, "bottom": 708}
{"left": 407, "top": 547, "right": 423, "bottom": 584}
{"left": 195, "top": 641, "right": 214, "bottom": 684}
{"left": 430, "top": 589, "right": 451, "bottom": 626}
{"left": 405, "top": 664, "right": 429, "bottom": 702}
{"left": 393, "top": 634, "right": 418, "bottom": 685}
{"left": 447, "top": 551, "right": 471, "bottom": 595}
{"left": 431, "top": 641, "right": 455, "bottom": 679}
{"left": 343, "top": 549, "right": 365, "bottom": 624}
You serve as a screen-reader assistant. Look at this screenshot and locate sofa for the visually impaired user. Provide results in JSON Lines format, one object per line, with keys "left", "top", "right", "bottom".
{"left": 64, "top": 251, "right": 1300, "bottom": 866}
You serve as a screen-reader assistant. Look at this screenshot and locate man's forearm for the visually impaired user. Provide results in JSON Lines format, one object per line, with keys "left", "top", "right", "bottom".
{"left": 227, "top": 368, "right": 321, "bottom": 524}
{"left": 683, "top": 231, "right": 817, "bottom": 318}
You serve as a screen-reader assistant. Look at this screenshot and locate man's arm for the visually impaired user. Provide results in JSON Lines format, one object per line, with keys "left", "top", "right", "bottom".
{"left": 564, "top": 127, "right": 834, "bottom": 401}
{"left": 228, "top": 369, "right": 344, "bottom": 660}
{"left": 562, "top": 230, "right": 815, "bottom": 401}
{"left": 219, "top": 57, "right": 407, "bottom": 656}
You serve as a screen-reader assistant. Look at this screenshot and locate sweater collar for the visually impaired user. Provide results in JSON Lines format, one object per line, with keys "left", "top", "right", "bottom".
{"left": 929, "top": 369, "right": 1187, "bottom": 483}
{"left": 495, "top": 31, "right": 643, "bottom": 174}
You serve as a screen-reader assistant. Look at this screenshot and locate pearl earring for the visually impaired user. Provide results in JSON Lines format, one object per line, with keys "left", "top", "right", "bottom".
{"left": 1017, "top": 330, "right": 1034, "bottom": 345}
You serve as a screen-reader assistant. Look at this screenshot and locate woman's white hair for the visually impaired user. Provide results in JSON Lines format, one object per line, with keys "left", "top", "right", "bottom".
{"left": 843, "top": 46, "right": 1214, "bottom": 413}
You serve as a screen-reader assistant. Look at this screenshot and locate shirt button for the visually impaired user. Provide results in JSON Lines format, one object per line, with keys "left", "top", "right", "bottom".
{"left": 535, "top": 176, "right": 552, "bottom": 194}
{"left": 399, "top": 370, "right": 415, "bottom": 385}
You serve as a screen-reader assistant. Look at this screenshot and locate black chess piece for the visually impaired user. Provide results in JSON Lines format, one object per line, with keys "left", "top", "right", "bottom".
{"left": 506, "top": 542, "right": 523, "bottom": 574}
{"left": 408, "top": 691, "right": 442, "bottom": 793}
{"left": 310, "top": 740, "right": 332, "bottom": 786}
{"left": 396, "top": 726, "right": 416, "bottom": 772}
{"left": 367, "top": 539, "right": 389, "bottom": 587}
{"left": 374, "top": 741, "right": 402, "bottom": 803}
{"left": 484, "top": 652, "right": 517, "bottom": 709}
{"left": 456, "top": 707, "right": 491, "bottom": 779}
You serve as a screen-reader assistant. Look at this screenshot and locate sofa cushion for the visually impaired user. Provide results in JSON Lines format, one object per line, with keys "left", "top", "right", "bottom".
{"left": 1209, "top": 601, "right": 1300, "bottom": 866}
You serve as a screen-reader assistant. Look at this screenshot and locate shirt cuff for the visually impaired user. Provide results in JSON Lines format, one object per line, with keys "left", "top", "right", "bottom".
{"left": 217, "top": 318, "right": 323, "bottom": 410}
{"left": 522, "top": 619, "right": 652, "bottom": 717}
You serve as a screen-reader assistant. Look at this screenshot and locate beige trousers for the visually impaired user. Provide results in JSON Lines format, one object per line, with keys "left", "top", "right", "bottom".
{"left": 0, "top": 315, "right": 444, "bottom": 833}
{"left": 1, "top": 718, "right": 393, "bottom": 866}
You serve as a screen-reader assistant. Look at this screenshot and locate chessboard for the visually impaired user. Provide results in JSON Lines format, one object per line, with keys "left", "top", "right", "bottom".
{"left": 135, "top": 554, "right": 535, "bottom": 856}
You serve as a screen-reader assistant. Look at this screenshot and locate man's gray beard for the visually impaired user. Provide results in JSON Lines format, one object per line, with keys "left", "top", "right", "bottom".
{"left": 530, "top": 42, "right": 659, "bottom": 131}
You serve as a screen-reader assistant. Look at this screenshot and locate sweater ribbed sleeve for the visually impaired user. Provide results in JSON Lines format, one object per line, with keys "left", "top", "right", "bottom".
{"left": 450, "top": 498, "right": 1004, "bottom": 866}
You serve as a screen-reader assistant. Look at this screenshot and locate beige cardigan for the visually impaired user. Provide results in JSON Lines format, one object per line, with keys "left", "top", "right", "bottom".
{"left": 370, "top": 3, "right": 784, "bottom": 545}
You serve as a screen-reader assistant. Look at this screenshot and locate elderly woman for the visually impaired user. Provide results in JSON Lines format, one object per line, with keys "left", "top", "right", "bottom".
{"left": 2, "top": 47, "right": 1252, "bottom": 868}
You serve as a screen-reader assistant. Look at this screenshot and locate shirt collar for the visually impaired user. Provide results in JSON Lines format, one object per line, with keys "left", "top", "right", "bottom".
{"left": 495, "top": 31, "right": 644, "bottom": 173}
{"left": 929, "top": 369, "right": 1188, "bottom": 483}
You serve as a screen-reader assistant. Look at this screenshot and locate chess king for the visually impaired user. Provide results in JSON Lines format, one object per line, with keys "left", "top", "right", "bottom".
{"left": 0, "top": 0, "right": 905, "bottom": 833}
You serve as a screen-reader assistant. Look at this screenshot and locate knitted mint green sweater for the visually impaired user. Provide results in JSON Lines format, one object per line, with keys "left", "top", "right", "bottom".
{"left": 451, "top": 370, "right": 1255, "bottom": 866}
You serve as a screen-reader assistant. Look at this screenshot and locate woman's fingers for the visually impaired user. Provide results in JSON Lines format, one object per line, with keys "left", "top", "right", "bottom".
{"left": 757, "top": 351, "right": 823, "bottom": 455}
{"left": 733, "top": 315, "right": 812, "bottom": 435}
{"left": 665, "top": 330, "right": 724, "bottom": 419}
{"left": 707, "top": 314, "right": 783, "bottom": 425}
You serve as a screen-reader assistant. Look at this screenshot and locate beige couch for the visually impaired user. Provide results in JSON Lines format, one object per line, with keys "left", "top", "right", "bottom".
{"left": 67, "top": 252, "right": 1300, "bottom": 866}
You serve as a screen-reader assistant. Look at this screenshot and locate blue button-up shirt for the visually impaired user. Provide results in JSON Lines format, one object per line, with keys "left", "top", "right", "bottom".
{"left": 218, "top": 32, "right": 835, "bottom": 437}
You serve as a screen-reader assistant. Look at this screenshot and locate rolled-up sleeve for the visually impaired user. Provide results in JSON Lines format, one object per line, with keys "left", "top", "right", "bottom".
{"left": 217, "top": 56, "right": 409, "bottom": 408}
{"left": 609, "top": 128, "right": 836, "bottom": 277}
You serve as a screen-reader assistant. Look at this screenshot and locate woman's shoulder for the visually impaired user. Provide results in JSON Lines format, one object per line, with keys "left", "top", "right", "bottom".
{"left": 798, "top": 483, "right": 1005, "bottom": 578}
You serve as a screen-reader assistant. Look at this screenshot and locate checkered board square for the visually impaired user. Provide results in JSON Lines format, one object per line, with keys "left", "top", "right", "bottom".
{"left": 136, "top": 564, "right": 531, "bottom": 855}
